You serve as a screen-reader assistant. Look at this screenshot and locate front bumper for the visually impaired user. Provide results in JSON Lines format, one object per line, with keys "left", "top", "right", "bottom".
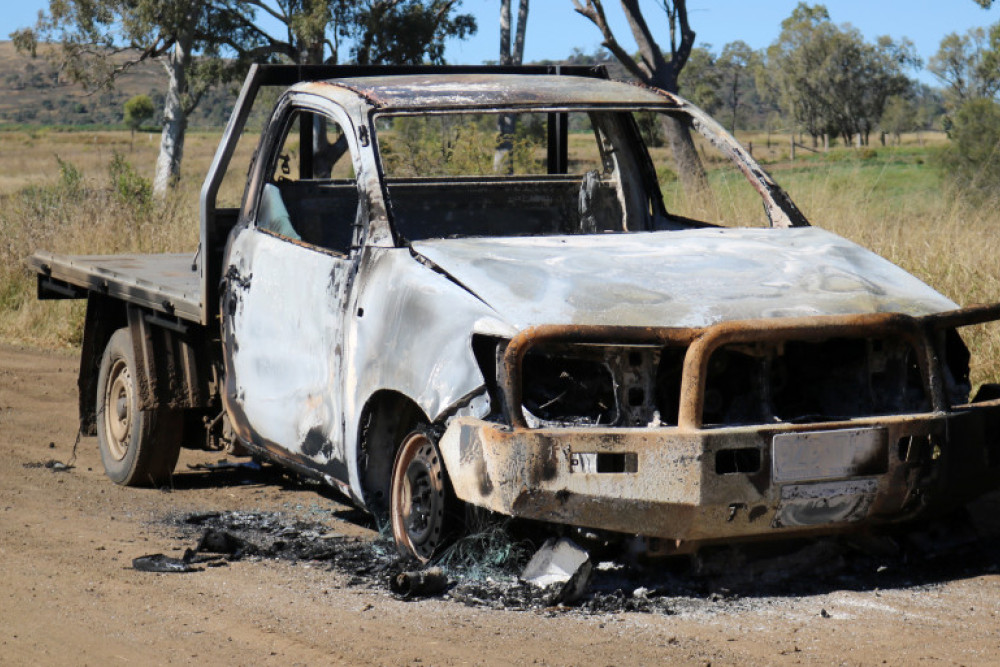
{"left": 440, "top": 404, "right": 1000, "bottom": 552}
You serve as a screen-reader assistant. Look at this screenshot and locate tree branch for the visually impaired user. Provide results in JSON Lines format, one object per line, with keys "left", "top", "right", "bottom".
{"left": 621, "top": 0, "right": 668, "bottom": 78}
{"left": 572, "top": 0, "right": 649, "bottom": 80}
{"left": 513, "top": 0, "right": 529, "bottom": 65}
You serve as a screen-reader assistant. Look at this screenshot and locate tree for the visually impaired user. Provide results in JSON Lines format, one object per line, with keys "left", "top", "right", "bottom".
{"left": 762, "top": 3, "right": 917, "bottom": 146}
{"left": 124, "top": 94, "right": 155, "bottom": 145}
{"left": 943, "top": 97, "right": 1000, "bottom": 198}
{"left": 13, "top": 1, "right": 262, "bottom": 196}
{"left": 493, "top": 0, "right": 529, "bottom": 173}
{"left": 717, "top": 40, "right": 756, "bottom": 135}
{"left": 929, "top": 27, "right": 1000, "bottom": 109}
{"left": 880, "top": 95, "right": 917, "bottom": 145}
{"left": 14, "top": 1, "right": 476, "bottom": 196}
{"left": 678, "top": 46, "right": 722, "bottom": 114}
{"left": 760, "top": 3, "right": 832, "bottom": 144}
{"left": 572, "top": 0, "right": 707, "bottom": 193}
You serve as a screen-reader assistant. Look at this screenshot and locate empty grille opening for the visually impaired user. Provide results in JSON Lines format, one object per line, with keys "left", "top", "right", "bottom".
{"left": 522, "top": 351, "right": 617, "bottom": 425}
{"left": 701, "top": 337, "right": 929, "bottom": 426}
{"left": 597, "top": 452, "right": 638, "bottom": 473}
{"left": 628, "top": 387, "right": 645, "bottom": 407}
{"left": 715, "top": 448, "right": 761, "bottom": 474}
{"left": 654, "top": 346, "right": 686, "bottom": 425}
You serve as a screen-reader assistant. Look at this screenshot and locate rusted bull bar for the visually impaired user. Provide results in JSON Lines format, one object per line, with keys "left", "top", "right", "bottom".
{"left": 501, "top": 303, "right": 1000, "bottom": 430}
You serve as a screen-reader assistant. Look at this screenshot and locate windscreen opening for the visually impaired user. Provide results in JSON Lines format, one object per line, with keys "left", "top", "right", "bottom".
{"left": 374, "top": 110, "right": 653, "bottom": 241}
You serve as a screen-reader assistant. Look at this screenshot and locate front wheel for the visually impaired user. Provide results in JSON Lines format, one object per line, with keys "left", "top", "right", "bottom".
{"left": 389, "top": 428, "right": 460, "bottom": 562}
{"left": 96, "top": 328, "right": 182, "bottom": 486}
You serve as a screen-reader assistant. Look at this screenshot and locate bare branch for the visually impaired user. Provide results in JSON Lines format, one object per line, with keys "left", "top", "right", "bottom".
{"left": 513, "top": 0, "right": 529, "bottom": 65}
{"left": 244, "top": 0, "right": 288, "bottom": 24}
{"left": 572, "top": 0, "right": 649, "bottom": 80}
{"left": 670, "top": 0, "right": 696, "bottom": 74}
{"left": 500, "top": 0, "right": 511, "bottom": 65}
{"left": 621, "top": 0, "right": 668, "bottom": 78}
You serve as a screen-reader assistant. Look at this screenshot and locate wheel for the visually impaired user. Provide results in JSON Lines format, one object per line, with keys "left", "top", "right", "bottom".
{"left": 390, "top": 428, "right": 459, "bottom": 562}
{"left": 96, "top": 328, "right": 182, "bottom": 487}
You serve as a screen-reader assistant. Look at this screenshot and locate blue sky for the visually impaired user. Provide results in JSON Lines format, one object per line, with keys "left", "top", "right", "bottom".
{"left": 6, "top": 1, "right": 1000, "bottom": 85}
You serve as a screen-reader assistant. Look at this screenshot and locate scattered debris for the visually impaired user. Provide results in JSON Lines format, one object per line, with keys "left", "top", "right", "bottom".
{"left": 132, "top": 554, "right": 199, "bottom": 573}
{"left": 22, "top": 459, "right": 74, "bottom": 472}
{"left": 141, "top": 504, "right": 1000, "bottom": 615}
{"left": 186, "top": 459, "right": 262, "bottom": 473}
{"left": 390, "top": 567, "right": 450, "bottom": 598}
{"left": 520, "top": 537, "right": 593, "bottom": 604}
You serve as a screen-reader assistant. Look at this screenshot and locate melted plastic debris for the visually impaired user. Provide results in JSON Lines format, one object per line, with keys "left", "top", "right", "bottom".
{"left": 22, "top": 459, "right": 74, "bottom": 472}
{"left": 133, "top": 553, "right": 199, "bottom": 573}
{"left": 154, "top": 503, "right": 1000, "bottom": 615}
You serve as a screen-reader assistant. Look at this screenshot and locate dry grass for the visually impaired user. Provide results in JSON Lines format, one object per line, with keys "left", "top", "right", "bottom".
{"left": 2, "top": 129, "right": 999, "bottom": 386}
{"left": 0, "top": 128, "right": 256, "bottom": 346}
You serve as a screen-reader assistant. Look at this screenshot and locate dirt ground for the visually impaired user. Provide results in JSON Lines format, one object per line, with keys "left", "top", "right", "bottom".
{"left": 3, "top": 342, "right": 1000, "bottom": 666}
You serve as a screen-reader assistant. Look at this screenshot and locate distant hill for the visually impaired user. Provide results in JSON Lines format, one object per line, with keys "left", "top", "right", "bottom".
{"left": 0, "top": 41, "right": 235, "bottom": 128}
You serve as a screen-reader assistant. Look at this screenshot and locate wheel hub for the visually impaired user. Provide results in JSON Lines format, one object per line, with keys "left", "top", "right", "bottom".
{"left": 391, "top": 432, "right": 448, "bottom": 562}
{"left": 103, "top": 359, "right": 133, "bottom": 461}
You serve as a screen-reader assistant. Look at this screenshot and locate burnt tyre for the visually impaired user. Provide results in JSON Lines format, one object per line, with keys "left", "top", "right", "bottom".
{"left": 390, "top": 428, "right": 461, "bottom": 562}
{"left": 96, "top": 327, "right": 182, "bottom": 486}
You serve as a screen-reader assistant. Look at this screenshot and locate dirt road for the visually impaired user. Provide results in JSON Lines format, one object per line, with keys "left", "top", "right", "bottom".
{"left": 2, "top": 342, "right": 1000, "bottom": 666}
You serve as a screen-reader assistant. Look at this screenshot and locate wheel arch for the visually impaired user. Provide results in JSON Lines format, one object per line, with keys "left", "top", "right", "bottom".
{"left": 356, "top": 389, "right": 430, "bottom": 516}
{"left": 80, "top": 296, "right": 216, "bottom": 436}
{"left": 79, "top": 294, "right": 128, "bottom": 435}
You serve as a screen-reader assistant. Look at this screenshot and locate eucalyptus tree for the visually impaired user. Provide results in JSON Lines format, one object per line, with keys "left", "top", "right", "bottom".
{"left": 929, "top": 27, "right": 1000, "bottom": 108}
{"left": 493, "top": 0, "right": 530, "bottom": 173}
{"left": 14, "top": 0, "right": 476, "bottom": 195}
{"left": 572, "top": 0, "right": 707, "bottom": 192}
{"left": 763, "top": 3, "right": 916, "bottom": 146}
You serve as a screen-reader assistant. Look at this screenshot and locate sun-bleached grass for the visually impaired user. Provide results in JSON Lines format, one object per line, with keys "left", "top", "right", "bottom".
{"left": 2, "top": 130, "right": 999, "bottom": 385}
{"left": 0, "top": 128, "right": 258, "bottom": 346}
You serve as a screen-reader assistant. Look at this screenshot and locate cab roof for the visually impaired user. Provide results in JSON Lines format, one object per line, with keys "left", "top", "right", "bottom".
{"left": 296, "top": 74, "right": 681, "bottom": 110}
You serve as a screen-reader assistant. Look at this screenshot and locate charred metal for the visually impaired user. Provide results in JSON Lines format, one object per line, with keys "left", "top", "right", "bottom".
{"left": 27, "top": 65, "right": 1000, "bottom": 562}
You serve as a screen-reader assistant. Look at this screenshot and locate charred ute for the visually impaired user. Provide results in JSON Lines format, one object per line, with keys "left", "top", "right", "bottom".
{"left": 28, "top": 65, "right": 1000, "bottom": 561}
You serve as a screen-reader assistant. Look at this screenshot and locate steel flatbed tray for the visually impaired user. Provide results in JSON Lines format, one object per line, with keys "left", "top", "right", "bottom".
{"left": 28, "top": 251, "right": 202, "bottom": 323}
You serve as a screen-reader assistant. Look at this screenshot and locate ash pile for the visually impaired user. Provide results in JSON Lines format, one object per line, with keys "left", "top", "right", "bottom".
{"left": 136, "top": 502, "right": 1000, "bottom": 615}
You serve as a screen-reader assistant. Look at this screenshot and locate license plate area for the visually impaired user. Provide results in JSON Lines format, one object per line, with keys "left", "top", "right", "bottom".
{"left": 772, "top": 427, "right": 887, "bottom": 483}
{"left": 773, "top": 478, "right": 878, "bottom": 528}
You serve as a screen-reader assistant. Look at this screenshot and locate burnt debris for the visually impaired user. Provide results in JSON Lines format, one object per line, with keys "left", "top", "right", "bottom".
{"left": 138, "top": 499, "right": 1000, "bottom": 614}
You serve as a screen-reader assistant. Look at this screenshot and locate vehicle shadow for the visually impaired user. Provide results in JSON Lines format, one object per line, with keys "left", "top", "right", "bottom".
{"left": 165, "top": 458, "right": 380, "bottom": 530}
{"left": 592, "top": 489, "right": 1000, "bottom": 603}
{"left": 161, "top": 454, "right": 1000, "bottom": 606}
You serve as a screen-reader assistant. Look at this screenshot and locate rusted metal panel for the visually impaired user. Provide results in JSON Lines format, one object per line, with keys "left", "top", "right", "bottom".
{"left": 772, "top": 428, "right": 887, "bottom": 483}
{"left": 772, "top": 479, "right": 878, "bottom": 528}
{"left": 28, "top": 251, "right": 201, "bottom": 322}
{"left": 439, "top": 405, "right": 1000, "bottom": 547}
{"left": 303, "top": 74, "right": 676, "bottom": 110}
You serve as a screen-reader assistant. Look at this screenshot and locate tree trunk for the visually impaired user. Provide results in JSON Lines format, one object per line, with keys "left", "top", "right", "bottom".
{"left": 494, "top": 0, "right": 529, "bottom": 174}
{"left": 730, "top": 71, "right": 739, "bottom": 135}
{"left": 153, "top": 33, "right": 192, "bottom": 197}
{"left": 664, "top": 114, "right": 706, "bottom": 193}
{"left": 573, "top": 0, "right": 708, "bottom": 192}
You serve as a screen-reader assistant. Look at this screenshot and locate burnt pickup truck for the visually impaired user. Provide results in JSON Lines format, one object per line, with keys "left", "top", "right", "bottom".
{"left": 29, "top": 65, "right": 1000, "bottom": 561}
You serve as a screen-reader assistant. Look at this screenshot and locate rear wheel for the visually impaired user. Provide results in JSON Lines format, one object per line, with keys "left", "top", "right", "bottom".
{"left": 390, "top": 428, "right": 459, "bottom": 562}
{"left": 96, "top": 328, "right": 182, "bottom": 486}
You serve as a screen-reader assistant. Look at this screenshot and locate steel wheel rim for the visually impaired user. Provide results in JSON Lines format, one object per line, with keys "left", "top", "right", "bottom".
{"left": 391, "top": 432, "right": 446, "bottom": 562}
{"left": 103, "top": 358, "right": 133, "bottom": 461}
